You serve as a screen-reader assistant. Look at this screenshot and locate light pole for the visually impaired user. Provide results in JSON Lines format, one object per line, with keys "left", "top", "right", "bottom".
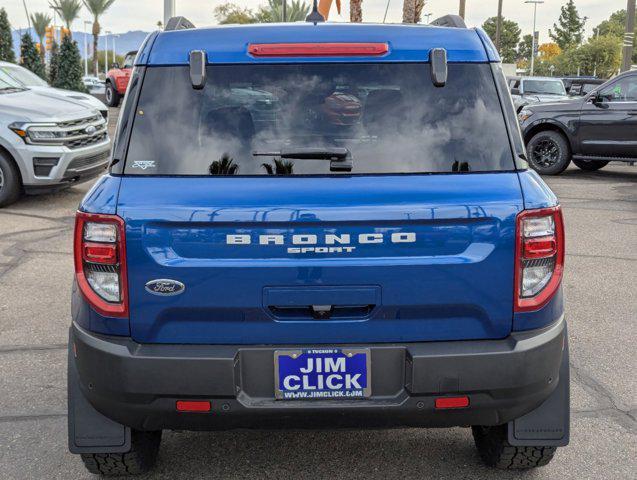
{"left": 495, "top": 0, "right": 503, "bottom": 52}
{"left": 104, "top": 31, "right": 111, "bottom": 75}
{"left": 83, "top": 20, "right": 91, "bottom": 77}
{"left": 621, "top": 0, "right": 636, "bottom": 72}
{"left": 459, "top": 0, "right": 466, "bottom": 19}
{"left": 525, "top": 0, "right": 544, "bottom": 76}
{"left": 424, "top": 13, "right": 432, "bottom": 24}
{"left": 112, "top": 34, "right": 118, "bottom": 66}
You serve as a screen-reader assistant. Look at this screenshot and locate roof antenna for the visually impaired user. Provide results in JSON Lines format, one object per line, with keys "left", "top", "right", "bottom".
{"left": 306, "top": 0, "right": 325, "bottom": 24}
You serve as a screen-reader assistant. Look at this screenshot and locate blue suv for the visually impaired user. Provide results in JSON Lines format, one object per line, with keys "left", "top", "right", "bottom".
{"left": 68, "top": 14, "right": 569, "bottom": 475}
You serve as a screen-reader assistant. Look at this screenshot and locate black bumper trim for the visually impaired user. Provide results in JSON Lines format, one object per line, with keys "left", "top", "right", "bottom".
{"left": 70, "top": 317, "right": 566, "bottom": 431}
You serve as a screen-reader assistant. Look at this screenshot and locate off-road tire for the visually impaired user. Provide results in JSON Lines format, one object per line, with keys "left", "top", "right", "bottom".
{"left": 572, "top": 159, "right": 609, "bottom": 171}
{"left": 0, "top": 152, "right": 22, "bottom": 207}
{"left": 472, "top": 425, "right": 556, "bottom": 469}
{"left": 105, "top": 81, "right": 121, "bottom": 107}
{"left": 526, "top": 130, "right": 571, "bottom": 175}
{"left": 80, "top": 430, "right": 162, "bottom": 476}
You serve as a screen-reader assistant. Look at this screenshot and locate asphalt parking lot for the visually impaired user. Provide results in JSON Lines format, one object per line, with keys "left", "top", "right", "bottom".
{"left": 0, "top": 108, "right": 635, "bottom": 479}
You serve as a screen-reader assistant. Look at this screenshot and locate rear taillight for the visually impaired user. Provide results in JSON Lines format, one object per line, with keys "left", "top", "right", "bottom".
{"left": 74, "top": 212, "right": 128, "bottom": 317}
{"left": 514, "top": 206, "right": 564, "bottom": 312}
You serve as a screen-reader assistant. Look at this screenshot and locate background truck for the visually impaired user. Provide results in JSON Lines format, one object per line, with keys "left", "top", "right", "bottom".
{"left": 104, "top": 50, "right": 137, "bottom": 107}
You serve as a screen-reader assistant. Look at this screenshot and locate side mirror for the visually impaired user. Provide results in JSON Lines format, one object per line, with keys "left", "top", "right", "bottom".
{"left": 511, "top": 87, "right": 520, "bottom": 96}
{"left": 110, "top": 62, "right": 120, "bottom": 69}
{"left": 589, "top": 91, "right": 603, "bottom": 104}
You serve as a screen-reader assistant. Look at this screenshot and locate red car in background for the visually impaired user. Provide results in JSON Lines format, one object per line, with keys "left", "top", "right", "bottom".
{"left": 105, "top": 50, "right": 137, "bottom": 107}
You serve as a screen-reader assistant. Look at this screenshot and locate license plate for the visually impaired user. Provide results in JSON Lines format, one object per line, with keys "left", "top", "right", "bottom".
{"left": 274, "top": 348, "right": 371, "bottom": 400}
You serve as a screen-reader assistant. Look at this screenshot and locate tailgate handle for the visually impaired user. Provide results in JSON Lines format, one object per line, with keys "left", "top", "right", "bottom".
{"left": 263, "top": 286, "right": 381, "bottom": 321}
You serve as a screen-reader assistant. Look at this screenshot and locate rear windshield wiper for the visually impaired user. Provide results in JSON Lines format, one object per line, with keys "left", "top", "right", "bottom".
{"left": 253, "top": 147, "right": 352, "bottom": 172}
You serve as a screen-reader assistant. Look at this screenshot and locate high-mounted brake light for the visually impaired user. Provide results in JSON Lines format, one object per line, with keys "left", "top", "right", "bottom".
{"left": 74, "top": 212, "right": 128, "bottom": 317}
{"left": 514, "top": 206, "right": 564, "bottom": 312}
{"left": 248, "top": 42, "right": 389, "bottom": 57}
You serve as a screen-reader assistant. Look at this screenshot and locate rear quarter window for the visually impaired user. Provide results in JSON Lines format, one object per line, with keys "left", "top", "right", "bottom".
{"left": 125, "top": 63, "right": 515, "bottom": 176}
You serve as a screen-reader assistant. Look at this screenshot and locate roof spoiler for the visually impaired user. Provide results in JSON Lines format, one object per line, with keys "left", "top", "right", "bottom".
{"left": 430, "top": 14, "right": 467, "bottom": 29}
{"left": 165, "top": 16, "right": 195, "bottom": 31}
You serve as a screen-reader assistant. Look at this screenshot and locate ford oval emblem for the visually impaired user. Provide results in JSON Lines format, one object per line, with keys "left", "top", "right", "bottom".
{"left": 145, "top": 279, "right": 185, "bottom": 296}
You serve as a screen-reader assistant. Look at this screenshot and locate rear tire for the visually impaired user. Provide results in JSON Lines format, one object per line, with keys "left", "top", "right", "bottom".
{"left": 472, "top": 425, "right": 557, "bottom": 469}
{"left": 572, "top": 159, "right": 609, "bottom": 171}
{"left": 0, "top": 152, "right": 22, "bottom": 207}
{"left": 80, "top": 430, "right": 162, "bottom": 476}
{"left": 526, "top": 130, "right": 571, "bottom": 175}
{"left": 105, "top": 81, "right": 121, "bottom": 107}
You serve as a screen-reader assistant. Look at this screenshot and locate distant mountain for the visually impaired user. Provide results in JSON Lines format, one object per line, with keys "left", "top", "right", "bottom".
{"left": 11, "top": 28, "right": 151, "bottom": 59}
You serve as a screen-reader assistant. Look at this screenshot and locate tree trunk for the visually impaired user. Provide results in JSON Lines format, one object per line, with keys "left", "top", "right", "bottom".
{"left": 402, "top": 0, "right": 416, "bottom": 23}
{"left": 350, "top": 0, "right": 362, "bottom": 22}
{"left": 92, "top": 19, "right": 100, "bottom": 76}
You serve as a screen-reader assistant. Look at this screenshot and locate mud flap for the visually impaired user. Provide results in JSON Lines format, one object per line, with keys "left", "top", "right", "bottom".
{"left": 68, "top": 336, "right": 131, "bottom": 454}
{"left": 508, "top": 327, "right": 570, "bottom": 447}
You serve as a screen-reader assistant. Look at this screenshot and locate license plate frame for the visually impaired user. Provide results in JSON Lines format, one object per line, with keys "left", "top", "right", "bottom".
{"left": 274, "top": 348, "right": 371, "bottom": 400}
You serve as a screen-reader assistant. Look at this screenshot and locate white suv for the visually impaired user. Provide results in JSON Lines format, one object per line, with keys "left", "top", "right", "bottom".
{"left": 0, "top": 76, "right": 110, "bottom": 207}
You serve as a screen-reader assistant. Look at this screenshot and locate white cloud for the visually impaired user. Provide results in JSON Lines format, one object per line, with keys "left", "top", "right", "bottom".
{"left": 3, "top": 0, "right": 627, "bottom": 42}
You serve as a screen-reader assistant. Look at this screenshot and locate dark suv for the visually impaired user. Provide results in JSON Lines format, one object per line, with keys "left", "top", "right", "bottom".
{"left": 520, "top": 70, "right": 637, "bottom": 175}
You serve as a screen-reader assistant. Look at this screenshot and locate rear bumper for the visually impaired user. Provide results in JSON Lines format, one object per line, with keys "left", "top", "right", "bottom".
{"left": 70, "top": 317, "right": 567, "bottom": 431}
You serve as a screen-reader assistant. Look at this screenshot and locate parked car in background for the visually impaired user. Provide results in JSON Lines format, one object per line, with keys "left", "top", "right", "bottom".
{"left": 519, "top": 70, "right": 637, "bottom": 174}
{"left": 82, "top": 76, "right": 106, "bottom": 95}
{"left": 562, "top": 77, "right": 606, "bottom": 97}
{"left": 68, "top": 16, "right": 569, "bottom": 476}
{"left": 104, "top": 51, "right": 137, "bottom": 107}
{"left": 0, "top": 73, "right": 110, "bottom": 207}
{"left": 0, "top": 61, "right": 108, "bottom": 119}
{"left": 508, "top": 76, "right": 570, "bottom": 111}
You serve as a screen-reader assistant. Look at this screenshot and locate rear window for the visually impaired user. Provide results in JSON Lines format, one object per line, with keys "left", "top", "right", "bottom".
{"left": 125, "top": 63, "right": 514, "bottom": 175}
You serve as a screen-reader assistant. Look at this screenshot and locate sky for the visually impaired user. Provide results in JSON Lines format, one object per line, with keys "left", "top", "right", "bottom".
{"left": 3, "top": 0, "right": 627, "bottom": 43}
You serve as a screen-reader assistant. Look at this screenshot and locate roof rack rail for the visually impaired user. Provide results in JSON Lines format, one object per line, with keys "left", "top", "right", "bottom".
{"left": 165, "top": 16, "right": 196, "bottom": 31}
{"left": 430, "top": 14, "right": 467, "bottom": 29}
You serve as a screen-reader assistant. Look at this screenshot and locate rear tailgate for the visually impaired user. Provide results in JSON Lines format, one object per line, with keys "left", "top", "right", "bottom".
{"left": 118, "top": 173, "right": 522, "bottom": 344}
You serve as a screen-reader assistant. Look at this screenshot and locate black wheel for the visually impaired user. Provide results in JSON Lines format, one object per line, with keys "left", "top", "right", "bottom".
{"left": 0, "top": 152, "right": 22, "bottom": 207}
{"left": 526, "top": 130, "right": 571, "bottom": 175}
{"left": 572, "top": 159, "right": 609, "bottom": 171}
{"left": 80, "top": 430, "right": 162, "bottom": 476}
{"left": 105, "top": 81, "right": 121, "bottom": 107}
{"left": 472, "top": 425, "right": 557, "bottom": 469}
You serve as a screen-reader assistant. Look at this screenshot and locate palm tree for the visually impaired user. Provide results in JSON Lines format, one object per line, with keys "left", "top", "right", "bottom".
{"left": 49, "top": 0, "right": 82, "bottom": 31}
{"left": 350, "top": 0, "right": 362, "bottom": 22}
{"left": 259, "top": 1, "right": 311, "bottom": 22}
{"left": 402, "top": 0, "right": 424, "bottom": 23}
{"left": 262, "top": 159, "right": 294, "bottom": 175}
{"left": 209, "top": 154, "right": 239, "bottom": 175}
{"left": 30, "top": 12, "right": 51, "bottom": 63}
{"left": 82, "top": 0, "right": 116, "bottom": 75}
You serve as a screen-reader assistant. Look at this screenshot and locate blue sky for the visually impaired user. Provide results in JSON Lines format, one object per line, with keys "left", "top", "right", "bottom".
{"left": 3, "top": 0, "right": 626, "bottom": 44}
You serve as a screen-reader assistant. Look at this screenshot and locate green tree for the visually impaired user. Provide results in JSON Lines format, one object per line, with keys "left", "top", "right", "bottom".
{"left": 256, "top": 0, "right": 311, "bottom": 22}
{"left": 83, "top": 0, "right": 116, "bottom": 75}
{"left": 214, "top": 3, "right": 258, "bottom": 23}
{"left": 20, "top": 33, "right": 46, "bottom": 80}
{"left": 518, "top": 33, "right": 533, "bottom": 61}
{"left": 50, "top": 0, "right": 83, "bottom": 31}
{"left": 593, "top": 10, "right": 636, "bottom": 65}
{"left": 53, "top": 34, "right": 86, "bottom": 91}
{"left": 30, "top": 12, "right": 52, "bottom": 64}
{"left": 49, "top": 40, "right": 60, "bottom": 84}
{"left": 0, "top": 8, "right": 16, "bottom": 62}
{"left": 482, "top": 16, "right": 521, "bottom": 63}
{"left": 549, "top": 0, "right": 586, "bottom": 50}
{"left": 214, "top": 1, "right": 311, "bottom": 24}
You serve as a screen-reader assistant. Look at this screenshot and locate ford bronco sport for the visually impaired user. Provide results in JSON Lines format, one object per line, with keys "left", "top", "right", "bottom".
{"left": 68, "top": 14, "right": 569, "bottom": 476}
